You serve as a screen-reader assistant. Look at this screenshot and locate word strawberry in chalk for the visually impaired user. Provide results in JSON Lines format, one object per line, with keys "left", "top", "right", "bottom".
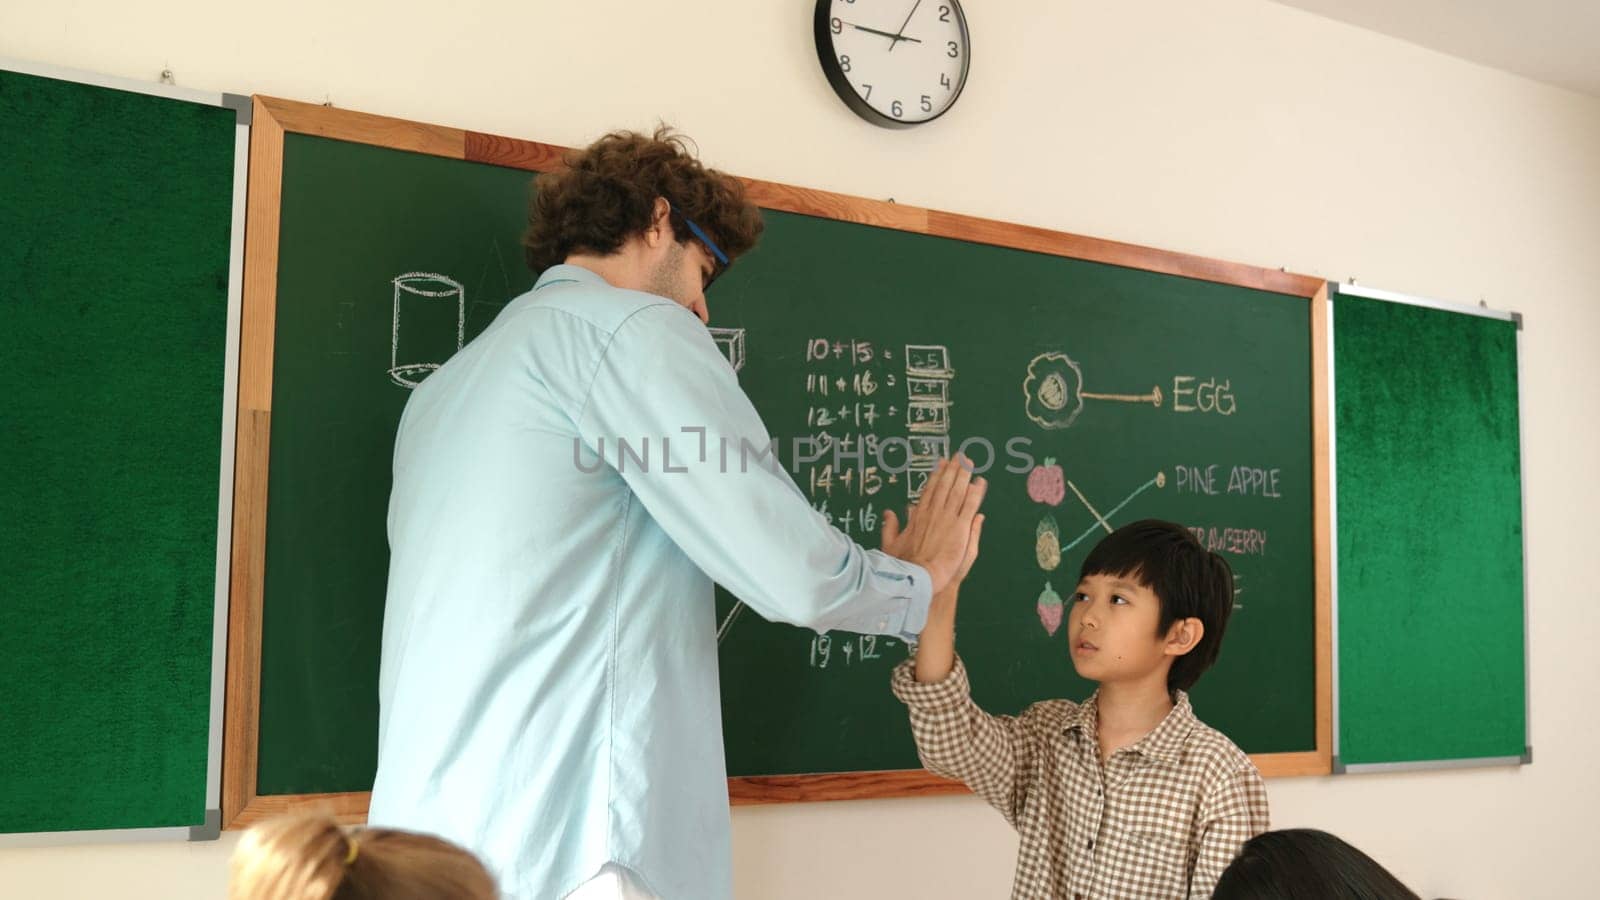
{"left": 1026, "top": 457, "right": 1066, "bottom": 506}
{"left": 1036, "top": 515, "right": 1062, "bottom": 571}
{"left": 1037, "top": 582, "right": 1064, "bottom": 636}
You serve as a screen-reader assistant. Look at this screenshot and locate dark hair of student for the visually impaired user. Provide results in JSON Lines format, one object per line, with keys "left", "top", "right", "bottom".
{"left": 523, "top": 125, "right": 764, "bottom": 275}
{"left": 1212, "top": 829, "right": 1423, "bottom": 900}
{"left": 1077, "top": 518, "right": 1234, "bottom": 693}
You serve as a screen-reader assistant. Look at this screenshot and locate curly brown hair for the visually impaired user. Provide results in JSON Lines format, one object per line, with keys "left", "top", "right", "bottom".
{"left": 523, "top": 126, "right": 764, "bottom": 274}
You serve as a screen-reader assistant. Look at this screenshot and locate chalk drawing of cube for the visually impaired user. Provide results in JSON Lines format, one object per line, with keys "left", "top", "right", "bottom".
{"left": 708, "top": 327, "right": 746, "bottom": 373}
{"left": 389, "top": 273, "right": 465, "bottom": 389}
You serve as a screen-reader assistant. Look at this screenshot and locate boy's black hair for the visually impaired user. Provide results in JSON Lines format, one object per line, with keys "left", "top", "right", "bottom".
{"left": 1077, "top": 519, "right": 1234, "bottom": 693}
{"left": 1212, "top": 829, "right": 1422, "bottom": 900}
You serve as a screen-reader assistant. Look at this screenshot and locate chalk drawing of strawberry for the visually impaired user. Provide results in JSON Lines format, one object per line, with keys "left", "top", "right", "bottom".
{"left": 1037, "top": 582, "right": 1064, "bottom": 636}
{"left": 1027, "top": 457, "right": 1066, "bottom": 506}
{"left": 1036, "top": 515, "right": 1062, "bottom": 571}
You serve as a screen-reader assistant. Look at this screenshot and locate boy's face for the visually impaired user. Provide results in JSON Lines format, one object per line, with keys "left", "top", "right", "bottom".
{"left": 1067, "top": 572, "right": 1190, "bottom": 686}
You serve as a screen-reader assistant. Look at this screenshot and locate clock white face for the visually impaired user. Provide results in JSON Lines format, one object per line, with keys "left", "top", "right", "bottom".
{"left": 820, "top": 0, "right": 969, "bottom": 126}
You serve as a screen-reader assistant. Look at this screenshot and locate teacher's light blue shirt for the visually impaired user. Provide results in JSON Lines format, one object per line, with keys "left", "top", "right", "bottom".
{"left": 368, "top": 266, "right": 932, "bottom": 900}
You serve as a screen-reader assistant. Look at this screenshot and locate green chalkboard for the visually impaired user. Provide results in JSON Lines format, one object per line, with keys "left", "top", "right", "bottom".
{"left": 1334, "top": 289, "right": 1526, "bottom": 768}
{"left": 0, "top": 68, "right": 235, "bottom": 832}
{"left": 255, "top": 130, "right": 1321, "bottom": 799}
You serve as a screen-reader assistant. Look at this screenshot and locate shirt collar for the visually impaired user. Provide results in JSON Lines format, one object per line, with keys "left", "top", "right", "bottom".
{"left": 1062, "top": 689, "right": 1196, "bottom": 767}
{"left": 534, "top": 263, "right": 609, "bottom": 291}
{"left": 1061, "top": 691, "right": 1099, "bottom": 736}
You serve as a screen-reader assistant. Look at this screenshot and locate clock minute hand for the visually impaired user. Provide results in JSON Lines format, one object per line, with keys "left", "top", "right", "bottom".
{"left": 848, "top": 23, "right": 923, "bottom": 44}
{"left": 888, "top": 0, "right": 923, "bottom": 52}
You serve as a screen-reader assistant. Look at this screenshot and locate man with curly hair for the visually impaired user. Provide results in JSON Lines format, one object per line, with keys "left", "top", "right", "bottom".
{"left": 369, "top": 128, "right": 985, "bottom": 900}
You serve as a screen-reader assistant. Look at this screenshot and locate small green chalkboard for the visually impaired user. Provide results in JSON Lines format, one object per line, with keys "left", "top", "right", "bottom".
{"left": 0, "top": 62, "right": 241, "bottom": 838}
{"left": 1333, "top": 285, "right": 1527, "bottom": 771}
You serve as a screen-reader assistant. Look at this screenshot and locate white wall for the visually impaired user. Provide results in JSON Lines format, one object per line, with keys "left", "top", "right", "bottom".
{"left": 4, "top": 1, "right": 1597, "bottom": 897}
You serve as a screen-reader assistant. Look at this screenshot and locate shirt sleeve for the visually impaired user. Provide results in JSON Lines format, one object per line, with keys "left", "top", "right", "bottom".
{"left": 1189, "top": 763, "right": 1270, "bottom": 897}
{"left": 890, "top": 655, "right": 1041, "bottom": 827}
{"left": 576, "top": 303, "right": 932, "bottom": 639}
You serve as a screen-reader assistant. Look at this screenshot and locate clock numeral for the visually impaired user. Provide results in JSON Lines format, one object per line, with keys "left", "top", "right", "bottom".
{"left": 920, "top": 95, "right": 933, "bottom": 113}
{"left": 830, "top": 16, "right": 842, "bottom": 34}
{"left": 947, "top": 41, "right": 960, "bottom": 58}
{"left": 939, "top": 5, "right": 951, "bottom": 21}
{"left": 861, "top": 83, "right": 872, "bottom": 100}
{"left": 839, "top": 54, "right": 852, "bottom": 73}
{"left": 891, "top": 100, "right": 903, "bottom": 118}
{"left": 941, "top": 72, "right": 951, "bottom": 90}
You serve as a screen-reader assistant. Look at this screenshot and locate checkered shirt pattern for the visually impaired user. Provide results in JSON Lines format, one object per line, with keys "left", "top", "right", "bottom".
{"left": 892, "top": 655, "right": 1269, "bottom": 899}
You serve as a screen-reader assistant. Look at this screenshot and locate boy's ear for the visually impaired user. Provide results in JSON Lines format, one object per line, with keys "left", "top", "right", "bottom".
{"left": 1163, "top": 617, "right": 1205, "bottom": 657}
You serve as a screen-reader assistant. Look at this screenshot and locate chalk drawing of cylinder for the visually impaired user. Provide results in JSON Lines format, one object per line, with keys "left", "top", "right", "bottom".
{"left": 389, "top": 272, "right": 465, "bottom": 389}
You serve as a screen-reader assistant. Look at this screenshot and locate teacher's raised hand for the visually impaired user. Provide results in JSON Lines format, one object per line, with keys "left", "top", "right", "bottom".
{"left": 880, "top": 455, "right": 987, "bottom": 596}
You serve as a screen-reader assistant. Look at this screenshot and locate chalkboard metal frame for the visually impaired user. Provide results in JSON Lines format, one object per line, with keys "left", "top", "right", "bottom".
{"left": 0, "top": 55, "right": 248, "bottom": 845}
{"left": 1329, "top": 283, "right": 1530, "bottom": 774}
{"left": 224, "top": 95, "right": 1332, "bottom": 828}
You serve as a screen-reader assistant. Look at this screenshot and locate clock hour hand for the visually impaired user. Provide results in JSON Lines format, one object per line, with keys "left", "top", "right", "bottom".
{"left": 848, "top": 22, "right": 923, "bottom": 44}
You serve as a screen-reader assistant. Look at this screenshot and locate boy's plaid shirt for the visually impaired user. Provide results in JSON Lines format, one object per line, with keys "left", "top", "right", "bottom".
{"left": 892, "top": 656, "right": 1269, "bottom": 899}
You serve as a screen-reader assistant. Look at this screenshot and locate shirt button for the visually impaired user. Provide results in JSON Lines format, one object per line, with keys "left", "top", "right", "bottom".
{"left": 1086, "top": 839, "right": 1094, "bottom": 850}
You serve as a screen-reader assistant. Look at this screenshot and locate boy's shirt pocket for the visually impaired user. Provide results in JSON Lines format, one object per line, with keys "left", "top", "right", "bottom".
{"left": 1085, "top": 766, "right": 1203, "bottom": 898}
{"left": 1129, "top": 828, "right": 1193, "bottom": 884}
{"left": 1078, "top": 807, "right": 1193, "bottom": 896}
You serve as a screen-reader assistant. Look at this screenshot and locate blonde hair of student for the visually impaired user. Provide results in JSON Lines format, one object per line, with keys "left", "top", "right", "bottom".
{"left": 229, "top": 812, "right": 497, "bottom": 900}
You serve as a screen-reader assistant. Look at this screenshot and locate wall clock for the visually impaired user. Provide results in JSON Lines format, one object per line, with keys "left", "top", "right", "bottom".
{"left": 814, "top": 0, "right": 970, "bottom": 129}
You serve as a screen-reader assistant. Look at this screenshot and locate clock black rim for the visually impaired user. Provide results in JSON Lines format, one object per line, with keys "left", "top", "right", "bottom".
{"left": 812, "top": 0, "right": 971, "bottom": 130}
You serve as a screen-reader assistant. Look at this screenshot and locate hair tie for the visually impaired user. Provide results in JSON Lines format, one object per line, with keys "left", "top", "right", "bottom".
{"left": 344, "top": 836, "right": 360, "bottom": 866}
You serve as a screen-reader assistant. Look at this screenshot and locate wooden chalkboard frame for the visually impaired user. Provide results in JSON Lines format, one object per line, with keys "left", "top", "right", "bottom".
{"left": 224, "top": 95, "right": 1332, "bottom": 829}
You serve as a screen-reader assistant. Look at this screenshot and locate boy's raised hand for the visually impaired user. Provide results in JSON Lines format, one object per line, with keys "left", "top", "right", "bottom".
{"left": 885, "top": 457, "right": 985, "bottom": 684}
{"left": 880, "top": 455, "right": 987, "bottom": 596}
